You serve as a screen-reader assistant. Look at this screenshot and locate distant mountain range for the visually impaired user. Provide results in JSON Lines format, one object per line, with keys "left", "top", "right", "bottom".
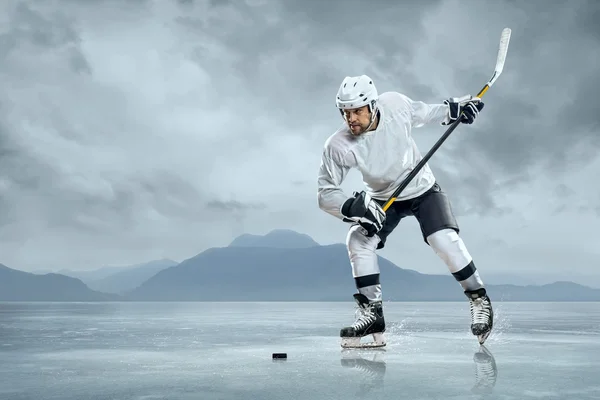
{"left": 0, "top": 263, "right": 117, "bottom": 301}
{"left": 83, "top": 259, "right": 178, "bottom": 294}
{"left": 2, "top": 229, "right": 600, "bottom": 302}
{"left": 228, "top": 229, "right": 320, "bottom": 249}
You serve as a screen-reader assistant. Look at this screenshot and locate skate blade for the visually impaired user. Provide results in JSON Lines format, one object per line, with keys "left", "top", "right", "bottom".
{"left": 477, "top": 330, "right": 491, "bottom": 345}
{"left": 341, "top": 333, "right": 386, "bottom": 349}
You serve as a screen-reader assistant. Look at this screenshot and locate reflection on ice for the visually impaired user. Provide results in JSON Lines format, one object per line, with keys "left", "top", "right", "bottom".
{"left": 340, "top": 348, "right": 386, "bottom": 395}
{"left": 338, "top": 344, "right": 498, "bottom": 397}
{"left": 471, "top": 345, "right": 498, "bottom": 395}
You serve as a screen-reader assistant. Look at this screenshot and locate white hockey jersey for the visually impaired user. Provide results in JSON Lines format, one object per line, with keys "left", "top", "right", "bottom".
{"left": 317, "top": 91, "right": 451, "bottom": 220}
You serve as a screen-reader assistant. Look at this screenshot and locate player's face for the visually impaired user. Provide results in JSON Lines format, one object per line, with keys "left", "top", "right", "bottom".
{"left": 342, "top": 106, "right": 371, "bottom": 135}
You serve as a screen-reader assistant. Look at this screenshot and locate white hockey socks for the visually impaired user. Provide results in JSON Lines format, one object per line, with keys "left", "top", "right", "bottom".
{"left": 427, "top": 228, "right": 485, "bottom": 291}
{"left": 347, "top": 224, "right": 383, "bottom": 302}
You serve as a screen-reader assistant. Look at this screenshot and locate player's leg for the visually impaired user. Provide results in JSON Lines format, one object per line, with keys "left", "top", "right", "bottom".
{"left": 340, "top": 201, "right": 405, "bottom": 348}
{"left": 410, "top": 183, "right": 483, "bottom": 289}
{"left": 346, "top": 224, "right": 383, "bottom": 303}
{"left": 411, "top": 182, "right": 493, "bottom": 344}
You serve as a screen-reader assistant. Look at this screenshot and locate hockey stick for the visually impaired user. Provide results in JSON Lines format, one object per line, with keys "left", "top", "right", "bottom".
{"left": 381, "top": 27, "right": 512, "bottom": 212}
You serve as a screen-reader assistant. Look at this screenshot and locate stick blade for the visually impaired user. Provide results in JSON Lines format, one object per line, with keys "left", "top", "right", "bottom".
{"left": 487, "top": 27, "right": 511, "bottom": 87}
{"left": 494, "top": 28, "right": 511, "bottom": 74}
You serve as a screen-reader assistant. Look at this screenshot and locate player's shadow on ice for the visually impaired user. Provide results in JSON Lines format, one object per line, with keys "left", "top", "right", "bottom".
{"left": 339, "top": 345, "right": 498, "bottom": 396}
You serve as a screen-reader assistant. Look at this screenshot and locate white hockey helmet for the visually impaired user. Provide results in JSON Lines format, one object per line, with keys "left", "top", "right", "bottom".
{"left": 335, "top": 75, "right": 378, "bottom": 113}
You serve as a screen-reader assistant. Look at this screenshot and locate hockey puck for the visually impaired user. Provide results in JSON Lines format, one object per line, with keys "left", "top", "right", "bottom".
{"left": 272, "top": 353, "right": 287, "bottom": 359}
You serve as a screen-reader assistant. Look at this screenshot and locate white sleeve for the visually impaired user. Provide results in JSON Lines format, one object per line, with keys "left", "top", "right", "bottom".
{"left": 406, "top": 96, "right": 451, "bottom": 127}
{"left": 317, "top": 146, "right": 352, "bottom": 220}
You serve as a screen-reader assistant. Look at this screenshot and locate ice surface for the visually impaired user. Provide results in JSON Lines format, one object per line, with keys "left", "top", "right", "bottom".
{"left": 0, "top": 301, "right": 599, "bottom": 399}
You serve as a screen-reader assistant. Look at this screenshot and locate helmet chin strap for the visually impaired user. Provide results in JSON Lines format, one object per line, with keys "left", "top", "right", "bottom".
{"left": 365, "top": 105, "right": 379, "bottom": 131}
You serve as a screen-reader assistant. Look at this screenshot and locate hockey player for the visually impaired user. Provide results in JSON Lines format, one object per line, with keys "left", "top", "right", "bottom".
{"left": 317, "top": 75, "right": 493, "bottom": 348}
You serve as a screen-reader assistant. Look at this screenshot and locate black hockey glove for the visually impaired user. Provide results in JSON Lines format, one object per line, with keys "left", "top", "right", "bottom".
{"left": 443, "top": 95, "right": 484, "bottom": 125}
{"left": 340, "top": 191, "right": 386, "bottom": 237}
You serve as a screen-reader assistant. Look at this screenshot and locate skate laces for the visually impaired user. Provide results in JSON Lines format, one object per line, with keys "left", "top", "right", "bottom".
{"left": 351, "top": 305, "right": 376, "bottom": 330}
{"left": 470, "top": 296, "right": 491, "bottom": 325}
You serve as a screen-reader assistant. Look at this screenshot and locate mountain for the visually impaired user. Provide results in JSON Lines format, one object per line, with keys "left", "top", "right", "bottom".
{"left": 483, "top": 272, "right": 600, "bottom": 289}
{"left": 46, "top": 258, "right": 177, "bottom": 287}
{"left": 126, "top": 243, "right": 373, "bottom": 301}
{"left": 228, "top": 229, "right": 320, "bottom": 248}
{"left": 483, "top": 281, "right": 600, "bottom": 302}
{"left": 85, "top": 259, "right": 178, "bottom": 294}
{"left": 125, "top": 231, "right": 600, "bottom": 301}
{"left": 52, "top": 265, "right": 139, "bottom": 283}
{"left": 481, "top": 272, "right": 539, "bottom": 286}
{"left": 0, "top": 263, "right": 118, "bottom": 301}
{"left": 5, "top": 230, "right": 599, "bottom": 302}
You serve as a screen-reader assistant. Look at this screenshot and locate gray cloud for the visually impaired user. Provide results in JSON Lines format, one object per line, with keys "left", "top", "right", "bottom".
{"left": 0, "top": 0, "right": 598, "bottom": 286}
{"left": 383, "top": 0, "right": 600, "bottom": 218}
{"left": 450, "top": 1, "right": 600, "bottom": 174}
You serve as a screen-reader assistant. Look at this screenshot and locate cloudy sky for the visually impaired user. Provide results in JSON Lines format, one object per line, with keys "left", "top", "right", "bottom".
{"left": 1, "top": 0, "right": 599, "bottom": 286}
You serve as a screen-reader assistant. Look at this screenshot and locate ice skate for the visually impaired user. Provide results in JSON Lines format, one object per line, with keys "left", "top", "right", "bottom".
{"left": 340, "top": 293, "right": 386, "bottom": 349}
{"left": 471, "top": 344, "right": 498, "bottom": 394}
{"left": 465, "top": 288, "right": 493, "bottom": 344}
